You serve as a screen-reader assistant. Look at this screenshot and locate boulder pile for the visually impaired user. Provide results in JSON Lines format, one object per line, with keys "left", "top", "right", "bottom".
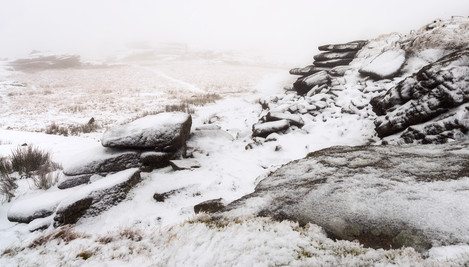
{"left": 290, "top": 40, "right": 367, "bottom": 95}
{"left": 252, "top": 17, "right": 469, "bottom": 145}
{"left": 8, "top": 112, "right": 193, "bottom": 227}
{"left": 59, "top": 112, "right": 192, "bottom": 189}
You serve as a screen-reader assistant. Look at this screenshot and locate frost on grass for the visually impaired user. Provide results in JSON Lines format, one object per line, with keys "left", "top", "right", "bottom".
{"left": 1, "top": 216, "right": 441, "bottom": 267}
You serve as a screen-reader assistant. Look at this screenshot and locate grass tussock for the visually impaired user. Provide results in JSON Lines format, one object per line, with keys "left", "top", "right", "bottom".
{"left": 28, "top": 225, "right": 89, "bottom": 249}
{"left": 10, "top": 146, "right": 55, "bottom": 177}
{"left": 184, "top": 93, "right": 222, "bottom": 106}
{"left": 0, "top": 157, "right": 17, "bottom": 202}
{"left": 45, "top": 118, "right": 99, "bottom": 136}
{"left": 0, "top": 145, "right": 61, "bottom": 201}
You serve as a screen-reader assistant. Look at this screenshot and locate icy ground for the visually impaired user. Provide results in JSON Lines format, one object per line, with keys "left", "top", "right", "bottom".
{"left": 1, "top": 59, "right": 469, "bottom": 265}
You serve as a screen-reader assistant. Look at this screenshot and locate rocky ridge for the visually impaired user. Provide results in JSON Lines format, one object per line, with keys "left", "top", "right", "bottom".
{"left": 252, "top": 16, "right": 469, "bottom": 145}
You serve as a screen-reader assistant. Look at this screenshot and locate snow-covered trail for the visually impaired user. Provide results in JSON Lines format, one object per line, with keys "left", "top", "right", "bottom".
{"left": 133, "top": 65, "right": 206, "bottom": 94}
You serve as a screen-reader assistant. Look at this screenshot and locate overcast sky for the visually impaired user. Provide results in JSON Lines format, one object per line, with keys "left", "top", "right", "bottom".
{"left": 1, "top": 0, "right": 468, "bottom": 63}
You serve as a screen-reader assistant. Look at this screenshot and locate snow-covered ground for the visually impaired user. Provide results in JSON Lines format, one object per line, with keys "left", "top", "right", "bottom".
{"left": 1, "top": 53, "right": 469, "bottom": 266}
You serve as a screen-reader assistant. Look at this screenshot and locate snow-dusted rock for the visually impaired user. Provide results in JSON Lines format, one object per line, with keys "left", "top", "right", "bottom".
{"left": 266, "top": 112, "right": 304, "bottom": 128}
{"left": 397, "top": 104, "right": 469, "bottom": 144}
{"left": 289, "top": 65, "right": 330, "bottom": 76}
{"left": 293, "top": 71, "right": 330, "bottom": 95}
{"left": 219, "top": 142, "right": 469, "bottom": 252}
{"left": 313, "top": 51, "right": 357, "bottom": 61}
{"left": 329, "top": 66, "right": 350, "bottom": 76}
{"left": 252, "top": 120, "right": 290, "bottom": 138}
{"left": 169, "top": 159, "right": 201, "bottom": 170}
{"left": 54, "top": 168, "right": 141, "bottom": 226}
{"left": 7, "top": 189, "right": 72, "bottom": 223}
{"left": 313, "top": 58, "right": 354, "bottom": 68}
{"left": 101, "top": 112, "right": 192, "bottom": 152}
{"left": 371, "top": 49, "right": 469, "bottom": 139}
{"left": 63, "top": 147, "right": 141, "bottom": 176}
{"left": 140, "top": 151, "right": 172, "bottom": 171}
{"left": 359, "top": 48, "right": 406, "bottom": 79}
{"left": 318, "top": 40, "right": 367, "bottom": 52}
{"left": 57, "top": 174, "right": 92, "bottom": 189}
{"left": 194, "top": 198, "right": 225, "bottom": 214}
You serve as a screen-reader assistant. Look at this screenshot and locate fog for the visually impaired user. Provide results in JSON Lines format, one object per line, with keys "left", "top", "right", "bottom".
{"left": 1, "top": 0, "right": 468, "bottom": 64}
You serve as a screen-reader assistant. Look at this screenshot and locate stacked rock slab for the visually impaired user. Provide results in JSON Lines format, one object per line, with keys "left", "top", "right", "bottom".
{"left": 59, "top": 112, "right": 192, "bottom": 189}
{"left": 370, "top": 49, "right": 469, "bottom": 143}
{"left": 252, "top": 41, "right": 367, "bottom": 138}
{"left": 291, "top": 40, "right": 367, "bottom": 95}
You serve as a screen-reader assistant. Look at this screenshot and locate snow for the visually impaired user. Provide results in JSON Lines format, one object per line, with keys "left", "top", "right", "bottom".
{"left": 62, "top": 146, "right": 138, "bottom": 175}
{"left": 101, "top": 112, "right": 191, "bottom": 148}
{"left": 7, "top": 188, "right": 72, "bottom": 223}
{"left": 359, "top": 48, "right": 406, "bottom": 78}
{"left": 2, "top": 17, "right": 469, "bottom": 264}
{"left": 56, "top": 168, "right": 140, "bottom": 214}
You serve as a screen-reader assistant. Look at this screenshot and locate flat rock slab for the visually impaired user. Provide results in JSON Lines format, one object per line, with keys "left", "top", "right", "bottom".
{"left": 252, "top": 120, "right": 290, "bottom": 138}
{"left": 102, "top": 112, "right": 192, "bottom": 151}
{"left": 54, "top": 168, "right": 141, "bottom": 226}
{"left": 318, "top": 40, "right": 367, "bottom": 52}
{"left": 313, "top": 51, "right": 357, "bottom": 61}
{"left": 359, "top": 48, "right": 406, "bottom": 79}
{"left": 169, "top": 159, "right": 201, "bottom": 170}
{"left": 57, "top": 174, "right": 92, "bottom": 189}
{"left": 219, "top": 142, "right": 469, "bottom": 253}
{"left": 313, "top": 58, "right": 354, "bottom": 68}
{"left": 8, "top": 189, "right": 72, "bottom": 223}
{"left": 266, "top": 112, "right": 304, "bottom": 128}
{"left": 289, "top": 65, "right": 330, "bottom": 76}
{"left": 63, "top": 146, "right": 141, "bottom": 176}
{"left": 293, "top": 71, "right": 330, "bottom": 95}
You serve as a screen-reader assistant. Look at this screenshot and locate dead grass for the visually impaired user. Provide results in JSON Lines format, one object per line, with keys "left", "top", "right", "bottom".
{"left": 45, "top": 119, "right": 99, "bottom": 136}
{"left": 28, "top": 225, "right": 89, "bottom": 249}
{"left": 0, "top": 157, "right": 17, "bottom": 202}
{"left": 10, "top": 146, "right": 52, "bottom": 177}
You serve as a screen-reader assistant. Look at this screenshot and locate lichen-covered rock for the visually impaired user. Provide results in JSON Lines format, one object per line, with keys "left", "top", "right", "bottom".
{"left": 102, "top": 112, "right": 192, "bottom": 152}
{"left": 359, "top": 48, "right": 406, "bottom": 79}
{"left": 371, "top": 49, "right": 469, "bottom": 138}
{"left": 54, "top": 168, "right": 141, "bottom": 226}
{"left": 219, "top": 142, "right": 469, "bottom": 252}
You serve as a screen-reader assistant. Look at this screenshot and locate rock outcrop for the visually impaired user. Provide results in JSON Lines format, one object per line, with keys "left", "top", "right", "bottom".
{"left": 371, "top": 49, "right": 469, "bottom": 141}
{"left": 253, "top": 17, "right": 469, "bottom": 144}
{"left": 54, "top": 169, "right": 141, "bottom": 226}
{"left": 219, "top": 142, "right": 469, "bottom": 252}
